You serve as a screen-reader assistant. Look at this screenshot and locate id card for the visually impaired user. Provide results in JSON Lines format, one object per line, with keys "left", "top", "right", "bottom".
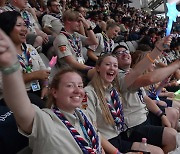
{"left": 31, "top": 81, "right": 40, "bottom": 91}
{"left": 77, "top": 57, "right": 85, "bottom": 64}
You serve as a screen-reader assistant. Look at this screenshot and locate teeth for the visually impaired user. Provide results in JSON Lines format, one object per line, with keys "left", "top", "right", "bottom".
{"left": 107, "top": 72, "right": 114, "bottom": 75}
{"left": 71, "top": 96, "right": 80, "bottom": 99}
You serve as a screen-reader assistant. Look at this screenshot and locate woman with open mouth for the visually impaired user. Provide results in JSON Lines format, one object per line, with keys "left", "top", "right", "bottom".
{"left": 83, "top": 53, "right": 177, "bottom": 154}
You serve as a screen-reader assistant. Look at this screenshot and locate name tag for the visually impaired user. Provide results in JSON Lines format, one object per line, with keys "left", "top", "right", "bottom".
{"left": 31, "top": 81, "right": 40, "bottom": 91}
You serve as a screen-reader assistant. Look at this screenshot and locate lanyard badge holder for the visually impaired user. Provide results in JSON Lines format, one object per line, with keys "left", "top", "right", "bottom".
{"left": 31, "top": 81, "right": 41, "bottom": 91}
{"left": 27, "top": 66, "right": 40, "bottom": 91}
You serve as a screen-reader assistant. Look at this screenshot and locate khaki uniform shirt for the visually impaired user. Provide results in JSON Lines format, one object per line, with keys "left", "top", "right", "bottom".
{"left": 0, "top": 44, "right": 46, "bottom": 98}
{"left": 53, "top": 32, "right": 87, "bottom": 67}
{"left": 83, "top": 84, "right": 121, "bottom": 140}
{"left": 42, "top": 14, "right": 63, "bottom": 34}
{"left": 19, "top": 105, "right": 101, "bottom": 154}
{"left": 88, "top": 33, "right": 115, "bottom": 56}
{"left": 118, "top": 69, "right": 148, "bottom": 128}
{"left": 19, "top": 44, "right": 46, "bottom": 91}
{"left": 3, "top": 4, "right": 39, "bottom": 34}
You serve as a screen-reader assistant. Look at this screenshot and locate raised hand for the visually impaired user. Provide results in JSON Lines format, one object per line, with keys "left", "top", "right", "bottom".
{"left": 0, "top": 29, "right": 18, "bottom": 68}
{"left": 154, "top": 35, "right": 173, "bottom": 52}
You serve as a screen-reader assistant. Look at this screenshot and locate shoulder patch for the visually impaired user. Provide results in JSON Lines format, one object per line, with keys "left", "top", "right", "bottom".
{"left": 81, "top": 93, "right": 88, "bottom": 109}
{"left": 58, "top": 45, "right": 66, "bottom": 52}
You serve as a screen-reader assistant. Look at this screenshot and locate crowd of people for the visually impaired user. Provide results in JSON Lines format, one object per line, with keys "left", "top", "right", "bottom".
{"left": 0, "top": 0, "right": 180, "bottom": 154}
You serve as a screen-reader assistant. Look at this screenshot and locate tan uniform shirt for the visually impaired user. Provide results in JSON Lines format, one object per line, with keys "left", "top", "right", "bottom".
{"left": 83, "top": 84, "right": 120, "bottom": 140}
{"left": 88, "top": 33, "right": 115, "bottom": 56}
{"left": 19, "top": 105, "right": 101, "bottom": 154}
{"left": 53, "top": 32, "right": 87, "bottom": 67}
{"left": 3, "top": 4, "right": 39, "bottom": 34}
{"left": 42, "top": 14, "right": 63, "bottom": 34}
{"left": 18, "top": 44, "right": 46, "bottom": 91}
{"left": 118, "top": 69, "right": 148, "bottom": 128}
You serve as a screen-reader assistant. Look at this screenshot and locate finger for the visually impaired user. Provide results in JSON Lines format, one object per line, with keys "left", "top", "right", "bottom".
{"left": 0, "top": 29, "right": 13, "bottom": 43}
{"left": 0, "top": 46, "right": 9, "bottom": 52}
{"left": 41, "top": 94, "right": 44, "bottom": 99}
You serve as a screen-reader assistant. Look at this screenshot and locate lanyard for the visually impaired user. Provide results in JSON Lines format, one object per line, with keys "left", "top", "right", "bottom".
{"left": 17, "top": 44, "right": 32, "bottom": 73}
{"left": 60, "top": 30, "right": 81, "bottom": 57}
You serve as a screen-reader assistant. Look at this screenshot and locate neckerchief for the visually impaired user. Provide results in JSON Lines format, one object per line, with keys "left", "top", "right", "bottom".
{"left": 17, "top": 43, "right": 32, "bottom": 73}
{"left": 137, "top": 88, "right": 145, "bottom": 103}
{"left": 102, "top": 31, "right": 113, "bottom": 53}
{"left": 21, "top": 11, "right": 31, "bottom": 28}
{"left": 107, "top": 88, "right": 125, "bottom": 131}
{"left": 49, "top": 12, "right": 62, "bottom": 20}
{"left": 60, "top": 30, "right": 81, "bottom": 57}
{"left": 53, "top": 107, "right": 100, "bottom": 154}
{"left": 5, "top": 3, "right": 17, "bottom": 11}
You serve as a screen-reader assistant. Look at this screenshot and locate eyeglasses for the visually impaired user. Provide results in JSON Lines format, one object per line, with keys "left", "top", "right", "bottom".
{"left": 114, "top": 50, "right": 130, "bottom": 55}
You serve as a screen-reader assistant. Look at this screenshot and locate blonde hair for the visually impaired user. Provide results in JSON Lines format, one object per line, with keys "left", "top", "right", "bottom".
{"left": 46, "top": 67, "right": 82, "bottom": 108}
{"left": 62, "top": 9, "right": 80, "bottom": 22}
{"left": 91, "top": 54, "right": 120, "bottom": 125}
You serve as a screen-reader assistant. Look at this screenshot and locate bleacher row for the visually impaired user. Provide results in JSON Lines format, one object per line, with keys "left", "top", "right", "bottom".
{"left": 81, "top": 40, "right": 139, "bottom": 62}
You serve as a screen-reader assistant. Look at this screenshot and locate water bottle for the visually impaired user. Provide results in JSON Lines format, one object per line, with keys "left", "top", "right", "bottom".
{"left": 138, "top": 138, "right": 151, "bottom": 154}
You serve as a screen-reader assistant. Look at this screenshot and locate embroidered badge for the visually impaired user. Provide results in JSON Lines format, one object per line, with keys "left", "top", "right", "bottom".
{"left": 59, "top": 46, "right": 66, "bottom": 52}
{"left": 82, "top": 93, "right": 88, "bottom": 109}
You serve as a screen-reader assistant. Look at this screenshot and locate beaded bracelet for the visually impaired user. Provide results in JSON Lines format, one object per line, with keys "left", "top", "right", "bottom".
{"left": 156, "top": 109, "right": 163, "bottom": 117}
{"left": 0, "top": 61, "right": 20, "bottom": 75}
{"left": 43, "top": 80, "right": 49, "bottom": 88}
{"left": 146, "top": 53, "right": 155, "bottom": 63}
{"left": 114, "top": 149, "right": 122, "bottom": 154}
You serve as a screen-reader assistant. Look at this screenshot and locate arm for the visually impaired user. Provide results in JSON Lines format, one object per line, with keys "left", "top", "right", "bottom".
{"left": 43, "top": 26, "right": 57, "bottom": 37}
{"left": 124, "top": 36, "right": 173, "bottom": 89}
{"left": 144, "top": 96, "right": 171, "bottom": 127}
{"left": 101, "top": 135, "right": 119, "bottom": 154}
{"left": 79, "top": 14, "right": 98, "bottom": 45}
{"left": 87, "top": 49, "right": 98, "bottom": 62}
{"left": 0, "top": 29, "right": 35, "bottom": 134}
{"left": 61, "top": 0, "right": 66, "bottom": 13}
{"left": 174, "top": 69, "right": 180, "bottom": 79}
{"left": 23, "top": 70, "right": 50, "bottom": 83}
{"left": 63, "top": 55, "right": 90, "bottom": 70}
{"left": 131, "top": 59, "right": 180, "bottom": 89}
{"left": 78, "top": 22, "right": 86, "bottom": 36}
{"left": 35, "top": 28, "right": 49, "bottom": 44}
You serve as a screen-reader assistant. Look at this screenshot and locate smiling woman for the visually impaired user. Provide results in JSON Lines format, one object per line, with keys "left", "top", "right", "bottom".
{"left": 47, "top": 69, "right": 85, "bottom": 113}
{"left": 83, "top": 53, "right": 165, "bottom": 154}
{"left": 0, "top": 11, "right": 50, "bottom": 100}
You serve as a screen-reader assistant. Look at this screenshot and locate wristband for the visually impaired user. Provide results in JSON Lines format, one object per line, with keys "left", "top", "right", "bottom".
{"left": 0, "top": 61, "right": 20, "bottom": 75}
{"left": 156, "top": 109, "right": 163, "bottom": 117}
{"left": 114, "top": 149, "right": 122, "bottom": 154}
{"left": 146, "top": 53, "right": 155, "bottom": 63}
{"left": 43, "top": 80, "right": 49, "bottom": 88}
